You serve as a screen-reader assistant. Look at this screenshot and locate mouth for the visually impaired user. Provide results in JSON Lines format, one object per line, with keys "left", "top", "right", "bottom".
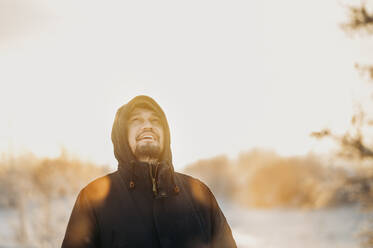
{"left": 136, "top": 132, "right": 158, "bottom": 142}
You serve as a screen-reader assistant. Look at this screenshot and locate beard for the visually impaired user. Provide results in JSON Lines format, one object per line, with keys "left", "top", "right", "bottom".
{"left": 134, "top": 142, "right": 161, "bottom": 160}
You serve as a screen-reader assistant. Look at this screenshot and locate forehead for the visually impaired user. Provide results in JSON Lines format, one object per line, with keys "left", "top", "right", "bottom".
{"left": 129, "top": 107, "right": 159, "bottom": 117}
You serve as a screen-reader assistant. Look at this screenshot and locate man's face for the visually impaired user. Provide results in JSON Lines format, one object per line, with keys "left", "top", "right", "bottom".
{"left": 127, "top": 107, "right": 164, "bottom": 161}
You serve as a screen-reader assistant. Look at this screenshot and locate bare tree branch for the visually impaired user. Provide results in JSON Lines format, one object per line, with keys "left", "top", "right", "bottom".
{"left": 355, "top": 63, "right": 373, "bottom": 82}
{"left": 341, "top": 4, "right": 373, "bottom": 34}
{"left": 311, "top": 109, "right": 373, "bottom": 160}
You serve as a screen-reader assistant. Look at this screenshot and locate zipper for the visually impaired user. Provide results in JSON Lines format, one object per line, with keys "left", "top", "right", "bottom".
{"left": 149, "top": 162, "right": 159, "bottom": 196}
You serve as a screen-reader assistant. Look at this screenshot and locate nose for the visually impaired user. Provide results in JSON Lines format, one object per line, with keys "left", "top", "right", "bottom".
{"left": 142, "top": 119, "right": 153, "bottom": 129}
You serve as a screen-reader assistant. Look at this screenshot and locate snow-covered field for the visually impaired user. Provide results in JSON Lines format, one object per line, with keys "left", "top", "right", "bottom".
{"left": 0, "top": 200, "right": 371, "bottom": 248}
{"left": 223, "top": 203, "right": 372, "bottom": 248}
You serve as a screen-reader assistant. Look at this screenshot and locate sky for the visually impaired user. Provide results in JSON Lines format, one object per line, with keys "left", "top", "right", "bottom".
{"left": 0, "top": 0, "right": 371, "bottom": 170}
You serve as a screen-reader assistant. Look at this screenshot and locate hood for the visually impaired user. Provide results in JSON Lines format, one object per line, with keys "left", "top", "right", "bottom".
{"left": 111, "top": 95, "right": 172, "bottom": 165}
{"left": 111, "top": 95, "right": 178, "bottom": 197}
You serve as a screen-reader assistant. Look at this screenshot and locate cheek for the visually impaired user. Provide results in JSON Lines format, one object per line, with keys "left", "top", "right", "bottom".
{"left": 157, "top": 128, "right": 165, "bottom": 146}
{"left": 127, "top": 127, "right": 137, "bottom": 147}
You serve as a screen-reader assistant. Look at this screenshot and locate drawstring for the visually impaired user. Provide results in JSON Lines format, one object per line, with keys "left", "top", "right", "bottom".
{"left": 129, "top": 160, "right": 135, "bottom": 189}
{"left": 168, "top": 162, "right": 180, "bottom": 194}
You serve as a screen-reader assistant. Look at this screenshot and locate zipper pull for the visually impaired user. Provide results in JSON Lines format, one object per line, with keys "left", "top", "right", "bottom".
{"left": 152, "top": 177, "right": 158, "bottom": 196}
{"left": 149, "top": 162, "right": 158, "bottom": 196}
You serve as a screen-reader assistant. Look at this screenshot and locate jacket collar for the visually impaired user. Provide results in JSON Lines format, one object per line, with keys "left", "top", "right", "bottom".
{"left": 118, "top": 160, "right": 180, "bottom": 199}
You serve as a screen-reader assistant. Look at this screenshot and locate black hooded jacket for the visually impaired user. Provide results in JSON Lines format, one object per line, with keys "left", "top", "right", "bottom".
{"left": 61, "top": 95, "right": 237, "bottom": 248}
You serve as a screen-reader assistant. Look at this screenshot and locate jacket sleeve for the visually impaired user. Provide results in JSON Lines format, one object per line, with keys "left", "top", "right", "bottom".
{"left": 61, "top": 188, "right": 100, "bottom": 248}
{"left": 209, "top": 191, "right": 237, "bottom": 248}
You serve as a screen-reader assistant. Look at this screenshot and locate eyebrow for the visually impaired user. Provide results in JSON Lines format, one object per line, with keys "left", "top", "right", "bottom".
{"left": 129, "top": 110, "right": 161, "bottom": 119}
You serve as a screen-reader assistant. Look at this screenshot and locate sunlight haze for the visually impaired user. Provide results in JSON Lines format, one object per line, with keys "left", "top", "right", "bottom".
{"left": 0, "top": 0, "right": 365, "bottom": 169}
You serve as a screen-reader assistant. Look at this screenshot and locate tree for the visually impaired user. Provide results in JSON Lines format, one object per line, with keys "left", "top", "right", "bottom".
{"left": 311, "top": 2, "right": 373, "bottom": 247}
{"left": 312, "top": 1, "right": 373, "bottom": 161}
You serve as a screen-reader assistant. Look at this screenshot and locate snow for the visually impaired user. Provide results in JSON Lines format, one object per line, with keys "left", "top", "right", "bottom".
{"left": 0, "top": 200, "right": 372, "bottom": 248}
{"left": 222, "top": 203, "right": 372, "bottom": 248}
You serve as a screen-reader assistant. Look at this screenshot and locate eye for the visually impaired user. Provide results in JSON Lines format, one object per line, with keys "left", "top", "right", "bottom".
{"left": 151, "top": 118, "right": 161, "bottom": 124}
{"left": 130, "top": 117, "right": 141, "bottom": 123}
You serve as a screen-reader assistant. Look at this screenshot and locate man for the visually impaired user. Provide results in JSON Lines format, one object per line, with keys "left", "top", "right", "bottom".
{"left": 61, "top": 95, "right": 237, "bottom": 248}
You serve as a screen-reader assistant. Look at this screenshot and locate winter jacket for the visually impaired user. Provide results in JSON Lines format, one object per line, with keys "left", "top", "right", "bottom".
{"left": 61, "top": 95, "right": 237, "bottom": 248}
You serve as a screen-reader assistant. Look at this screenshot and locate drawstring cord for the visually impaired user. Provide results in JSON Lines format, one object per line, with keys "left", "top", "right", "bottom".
{"left": 129, "top": 160, "right": 135, "bottom": 189}
{"left": 169, "top": 163, "right": 180, "bottom": 194}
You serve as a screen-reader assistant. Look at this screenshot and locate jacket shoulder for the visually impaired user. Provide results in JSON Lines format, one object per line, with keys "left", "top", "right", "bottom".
{"left": 175, "top": 172, "right": 204, "bottom": 184}
{"left": 80, "top": 172, "right": 116, "bottom": 205}
{"left": 175, "top": 172, "right": 215, "bottom": 205}
{"left": 175, "top": 171, "right": 210, "bottom": 184}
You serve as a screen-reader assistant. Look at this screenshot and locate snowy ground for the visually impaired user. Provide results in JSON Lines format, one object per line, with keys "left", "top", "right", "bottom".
{"left": 0, "top": 200, "right": 372, "bottom": 248}
{"left": 222, "top": 203, "right": 373, "bottom": 248}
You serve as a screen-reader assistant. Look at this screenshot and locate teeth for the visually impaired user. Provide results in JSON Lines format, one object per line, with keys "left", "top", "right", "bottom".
{"left": 137, "top": 133, "right": 156, "bottom": 141}
{"left": 141, "top": 135, "right": 154, "bottom": 140}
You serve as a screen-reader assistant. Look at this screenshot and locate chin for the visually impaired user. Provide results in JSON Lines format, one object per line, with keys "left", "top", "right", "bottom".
{"left": 135, "top": 143, "right": 161, "bottom": 159}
